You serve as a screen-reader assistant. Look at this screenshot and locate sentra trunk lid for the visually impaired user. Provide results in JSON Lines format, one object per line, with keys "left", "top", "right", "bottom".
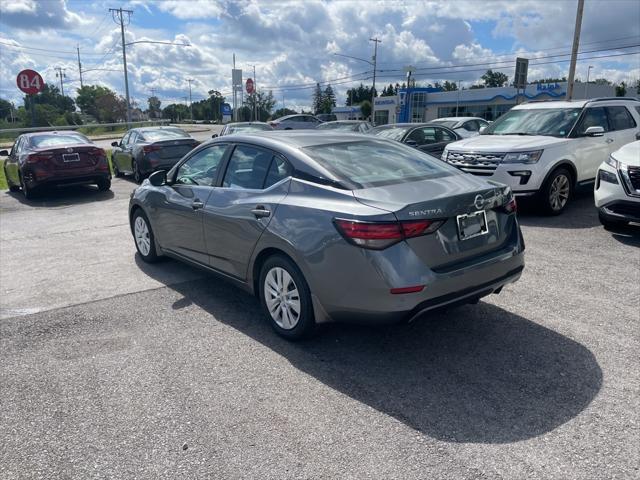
{"left": 353, "top": 173, "right": 516, "bottom": 270}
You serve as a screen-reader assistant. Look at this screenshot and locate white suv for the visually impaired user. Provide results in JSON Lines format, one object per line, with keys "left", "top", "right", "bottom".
{"left": 595, "top": 140, "right": 640, "bottom": 228}
{"left": 441, "top": 98, "right": 640, "bottom": 214}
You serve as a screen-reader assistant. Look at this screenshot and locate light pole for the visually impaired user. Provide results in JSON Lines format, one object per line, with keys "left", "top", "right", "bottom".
{"left": 455, "top": 80, "right": 461, "bottom": 117}
{"left": 54, "top": 67, "right": 66, "bottom": 97}
{"left": 585, "top": 65, "right": 594, "bottom": 98}
{"left": 186, "top": 78, "right": 194, "bottom": 120}
{"left": 333, "top": 43, "right": 380, "bottom": 122}
{"left": 246, "top": 64, "right": 257, "bottom": 121}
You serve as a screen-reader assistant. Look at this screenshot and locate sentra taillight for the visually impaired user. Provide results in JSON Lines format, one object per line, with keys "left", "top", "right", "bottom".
{"left": 143, "top": 145, "right": 161, "bottom": 154}
{"left": 501, "top": 197, "right": 517, "bottom": 214}
{"left": 333, "top": 218, "right": 443, "bottom": 250}
{"left": 26, "top": 152, "right": 53, "bottom": 164}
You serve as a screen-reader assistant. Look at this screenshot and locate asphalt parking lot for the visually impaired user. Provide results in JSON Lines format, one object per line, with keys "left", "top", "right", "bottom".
{"left": 1, "top": 179, "right": 638, "bottom": 479}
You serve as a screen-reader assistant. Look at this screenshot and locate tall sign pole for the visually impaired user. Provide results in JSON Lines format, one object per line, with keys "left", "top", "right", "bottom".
{"left": 187, "top": 78, "right": 194, "bottom": 120}
{"left": 110, "top": 7, "right": 134, "bottom": 124}
{"left": 77, "top": 46, "right": 83, "bottom": 88}
{"left": 17, "top": 69, "right": 44, "bottom": 127}
{"left": 369, "top": 37, "right": 381, "bottom": 124}
{"left": 566, "top": 0, "right": 585, "bottom": 101}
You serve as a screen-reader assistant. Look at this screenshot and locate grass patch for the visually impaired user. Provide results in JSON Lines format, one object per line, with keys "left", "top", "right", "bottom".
{"left": 0, "top": 159, "right": 7, "bottom": 190}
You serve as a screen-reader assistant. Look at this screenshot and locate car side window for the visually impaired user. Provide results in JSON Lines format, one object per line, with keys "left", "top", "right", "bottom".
{"left": 436, "top": 127, "right": 456, "bottom": 141}
{"left": 407, "top": 128, "right": 429, "bottom": 145}
{"left": 222, "top": 145, "right": 274, "bottom": 190}
{"left": 606, "top": 106, "right": 636, "bottom": 131}
{"left": 264, "top": 156, "right": 292, "bottom": 189}
{"left": 11, "top": 137, "right": 23, "bottom": 156}
{"left": 281, "top": 117, "right": 292, "bottom": 123}
{"left": 464, "top": 120, "right": 479, "bottom": 132}
{"left": 577, "top": 107, "right": 608, "bottom": 135}
{"left": 175, "top": 145, "right": 227, "bottom": 186}
{"left": 128, "top": 132, "right": 139, "bottom": 146}
{"left": 120, "top": 132, "right": 131, "bottom": 147}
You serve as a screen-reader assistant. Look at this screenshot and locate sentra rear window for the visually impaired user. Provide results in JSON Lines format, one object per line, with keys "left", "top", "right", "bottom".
{"left": 142, "top": 129, "right": 189, "bottom": 141}
{"left": 302, "top": 140, "right": 456, "bottom": 189}
{"left": 369, "top": 126, "right": 410, "bottom": 141}
{"left": 226, "top": 124, "right": 273, "bottom": 134}
{"left": 30, "top": 133, "right": 91, "bottom": 148}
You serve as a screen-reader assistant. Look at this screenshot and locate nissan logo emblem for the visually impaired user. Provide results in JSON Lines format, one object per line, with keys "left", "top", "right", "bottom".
{"left": 474, "top": 194, "right": 484, "bottom": 210}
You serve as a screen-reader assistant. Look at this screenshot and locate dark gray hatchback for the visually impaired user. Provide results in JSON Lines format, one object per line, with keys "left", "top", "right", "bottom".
{"left": 129, "top": 132, "right": 525, "bottom": 339}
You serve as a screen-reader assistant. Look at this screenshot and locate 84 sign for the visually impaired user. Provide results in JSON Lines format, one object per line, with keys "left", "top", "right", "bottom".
{"left": 16, "top": 69, "right": 44, "bottom": 95}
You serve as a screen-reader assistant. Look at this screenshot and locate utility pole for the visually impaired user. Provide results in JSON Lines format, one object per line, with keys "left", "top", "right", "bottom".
{"left": 54, "top": 67, "right": 66, "bottom": 97}
{"left": 566, "top": 0, "right": 585, "bottom": 101}
{"left": 370, "top": 37, "right": 381, "bottom": 124}
{"left": 252, "top": 65, "right": 257, "bottom": 121}
{"left": 110, "top": 7, "right": 133, "bottom": 124}
{"left": 186, "top": 78, "right": 194, "bottom": 120}
{"left": 456, "top": 80, "right": 461, "bottom": 116}
{"left": 585, "top": 65, "right": 593, "bottom": 98}
{"left": 76, "top": 46, "right": 83, "bottom": 88}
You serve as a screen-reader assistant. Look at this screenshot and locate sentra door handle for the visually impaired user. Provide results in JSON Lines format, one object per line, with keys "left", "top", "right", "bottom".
{"left": 192, "top": 200, "right": 204, "bottom": 210}
{"left": 251, "top": 206, "right": 271, "bottom": 218}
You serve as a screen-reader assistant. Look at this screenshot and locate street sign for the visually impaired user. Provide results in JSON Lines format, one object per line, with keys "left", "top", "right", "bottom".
{"left": 246, "top": 78, "right": 254, "bottom": 94}
{"left": 16, "top": 69, "right": 44, "bottom": 95}
{"left": 221, "top": 103, "right": 232, "bottom": 115}
{"left": 232, "top": 69, "right": 242, "bottom": 86}
{"left": 514, "top": 58, "right": 529, "bottom": 89}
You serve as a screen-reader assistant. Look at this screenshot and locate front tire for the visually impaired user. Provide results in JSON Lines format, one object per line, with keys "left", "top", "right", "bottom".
{"left": 132, "top": 210, "right": 159, "bottom": 263}
{"left": 132, "top": 159, "right": 143, "bottom": 184}
{"left": 540, "top": 167, "right": 573, "bottom": 215}
{"left": 259, "top": 255, "right": 315, "bottom": 340}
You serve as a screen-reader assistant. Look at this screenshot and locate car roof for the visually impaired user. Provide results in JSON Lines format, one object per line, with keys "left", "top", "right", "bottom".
{"left": 430, "top": 117, "right": 484, "bottom": 122}
{"left": 321, "top": 120, "right": 367, "bottom": 124}
{"left": 23, "top": 130, "right": 87, "bottom": 138}
{"left": 210, "top": 130, "right": 374, "bottom": 149}
{"left": 277, "top": 114, "right": 317, "bottom": 120}
{"left": 225, "top": 121, "right": 270, "bottom": 126}
{"left": 132, "top": 126, "right": 186, "bottom": 132}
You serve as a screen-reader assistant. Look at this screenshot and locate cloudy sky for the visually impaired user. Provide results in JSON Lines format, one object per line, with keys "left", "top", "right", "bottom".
{"left": 1, "top": 0, "right": 639, "bottom": 112}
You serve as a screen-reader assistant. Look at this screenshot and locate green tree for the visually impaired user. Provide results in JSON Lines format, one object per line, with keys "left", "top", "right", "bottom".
{"left": 162, "top": 103, "right": 189, "bottom": 122}
{"left": 469, "top": 84, "right": 486, "bottom": 89}
{"left": 208, "top": 90, "right": 225, "bottom": 122}
{"left": 615, "top": 82, "right": 627, "bottom": 97}
{"left": 320, "top": 85, "right": 336, "bottom": 114}
{"left": 0, "top": 98, "right": 15, "bottom": 122}
{"left": 245, "top": 90, "right": 277, "bottom": 121}
{"left": 271, "top": 107, "right": 297, "bottom": 119}
{"left": 481, "top": 69, "right": 508, "bottom": 88}
{"left": 360, "top": 100, "right": 372, "bottom": 120}
{"left": 442, "top": 81, "right": 458, "bottom": 91}
{"left": 76, "top": 85, "right": 122, "bottom": 121}
{"left": 593, "top": 78, "right": 612, "bottom": 86}
{"left": 147, "top": 96, "right": 162, "bottom": 118}
{"left": 312, "top": 83, "right": 324, "bottom": 114}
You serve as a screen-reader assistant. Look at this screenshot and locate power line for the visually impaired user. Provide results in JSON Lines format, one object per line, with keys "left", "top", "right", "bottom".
{"left": 0, "top": 40, "right": 116, "bottom": 56}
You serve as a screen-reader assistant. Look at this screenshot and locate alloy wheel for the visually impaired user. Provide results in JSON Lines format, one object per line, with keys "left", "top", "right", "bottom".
{"left": 263, "top": 267, "right": 301, "bottom": 330}
{"left": 133, "top": 160, "right": 141, "bottom": 183}
{"left": 549, "top": 174, "right": 570, "bottom": 211}
{"left": 134, "top": 216, "right": 151, "bottom": 256}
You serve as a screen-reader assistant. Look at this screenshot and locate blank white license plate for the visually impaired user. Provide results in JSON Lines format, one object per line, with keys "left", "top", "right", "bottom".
{"left": 62, "top": 153, "right": 80, "bottom": 162}
{"left": 457, "top": 210, "right": 488, "bottom": 240}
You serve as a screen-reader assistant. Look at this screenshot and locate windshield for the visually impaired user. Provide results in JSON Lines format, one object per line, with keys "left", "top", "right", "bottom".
{"left": 303, "top": 139, "right": 454, "bottom": 189}
{"left": 226, "top": 124, "right": 272, "bottom": 134}
{"left": 317, "top": 123, "right": 358, "bottom": 131}
{"left": 30, "top": 133, "right": 91, "bottom": 147}
{"left": 143, "top": 129, "right": 189, "bottom": 141}
{"left": 483, "top": 108, "right": 582, "bottom": 137}
{"left": 369, "top": 126, "right": 409, "bottom": 141}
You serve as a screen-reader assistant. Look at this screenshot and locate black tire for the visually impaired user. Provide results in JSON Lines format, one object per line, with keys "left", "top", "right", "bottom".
{"left": 19, "top": 173, "right": 36, "bottom": 200}
{"left": 132, "top": 159, "right": 143, "bottom": 184}
{"left": 112, "top": 160, "right": 123, "bottom": 178}
{"left": 131, "top": 209, "right": 159, "bottom": 263}
{"left": 97, "top": 178, "right": 111, "bottom": 191}
{"left": 539, "top": 167, "right": 573, "bottom": 215}
{"left": 599, "top": 211, "right": 627, "bottom": 230}
{"left": 258, "top": 255, "right": 316, "bottom": 340}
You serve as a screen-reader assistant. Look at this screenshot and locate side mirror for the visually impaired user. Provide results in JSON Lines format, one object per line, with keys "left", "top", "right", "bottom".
{"left": 479, "top": 126, "right": 487, "bottom": 133}
{"left": 111, "top": 141, "right": 119, "bottom": 147}
{"left": 0, "top": 149, "right": 8, "bottom": 156}
{"left": 149, "top": 170, "right": 166, "bottom": 186}
{"left": 211, "top": 134, "right": 218, "bottom": 138}
{"left": 405, "top": 139, "right": 418, "bottom": 147}
{"left": 585, "top": 126, "right": 605, "bottom": 137}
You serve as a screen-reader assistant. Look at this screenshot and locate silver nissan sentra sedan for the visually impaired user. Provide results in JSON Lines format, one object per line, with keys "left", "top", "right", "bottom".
{"left": 129, "top": 132, "right": 525, "bottom": 339}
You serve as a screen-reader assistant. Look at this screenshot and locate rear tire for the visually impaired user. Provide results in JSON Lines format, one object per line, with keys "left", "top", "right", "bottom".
{"left": 259, "top": 255, "right": 316, "bottom": 340}
{"left": 20, "top": 173, "right": 36, "bottom": 200}
{"left": 540, "top": 167, "right": 573, "bottom": 215}
{"left": 97, "top": 178, "right": 111, "bottom": 191}
{"left": 112, "top": 161, "right": 123, "bottom": 178}
{"left": 132, "top": 159, "right": 142, "bottom": 184}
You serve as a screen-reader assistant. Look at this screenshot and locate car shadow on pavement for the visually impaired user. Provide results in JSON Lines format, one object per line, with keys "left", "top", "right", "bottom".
{"left": 136, "top": 257, "right": 603, "bottom": 445}
{"left": 3, "top": 185, "right": 115, "bottom": 207}
{"left": 517, "top": 188, "right": 601, "bottom": 229}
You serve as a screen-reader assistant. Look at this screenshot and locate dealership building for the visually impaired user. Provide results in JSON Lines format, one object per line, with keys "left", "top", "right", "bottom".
{"left": 334, "top": 81, "right": 623, "bottom": 125}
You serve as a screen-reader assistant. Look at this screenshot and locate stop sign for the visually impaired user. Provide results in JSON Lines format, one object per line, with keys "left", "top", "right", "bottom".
{"left": 16, "top": 69, "right": 44, "bottom": 95}
{"left": 246, "top": 78, "right": 254, "bottom": 94}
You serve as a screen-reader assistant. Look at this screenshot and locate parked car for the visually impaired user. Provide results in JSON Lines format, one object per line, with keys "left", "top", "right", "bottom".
{"left": 129, "top": 132, "right": 524, "bottom": 340}
{"left": 111, "top": 127, "right": 199, "bottom": 183}
{"left": 427, "top": 117, "right": 491, "bottom": 138}
{"left": 316, "top": 113, "right": 338, "bottom": 122}
{"left": 269, "top": 114, "right": 322, "bottom": 130}
{"left": 441, "top": 98, "right": 640, "bottom": 215}
{"left": 1, "top": 131, "right": 110, "bottom": 198}
{"left": 595, "top": 140, "right": 640, "bottom": 228}
{"left": 369, "top": 123, "right": 462, "bottom": 156}
{"left": 215, "top": 122, "right": 273, "bottom": 137}
{"left": 316, "top": 120, "right": 373, "bottom": 133}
